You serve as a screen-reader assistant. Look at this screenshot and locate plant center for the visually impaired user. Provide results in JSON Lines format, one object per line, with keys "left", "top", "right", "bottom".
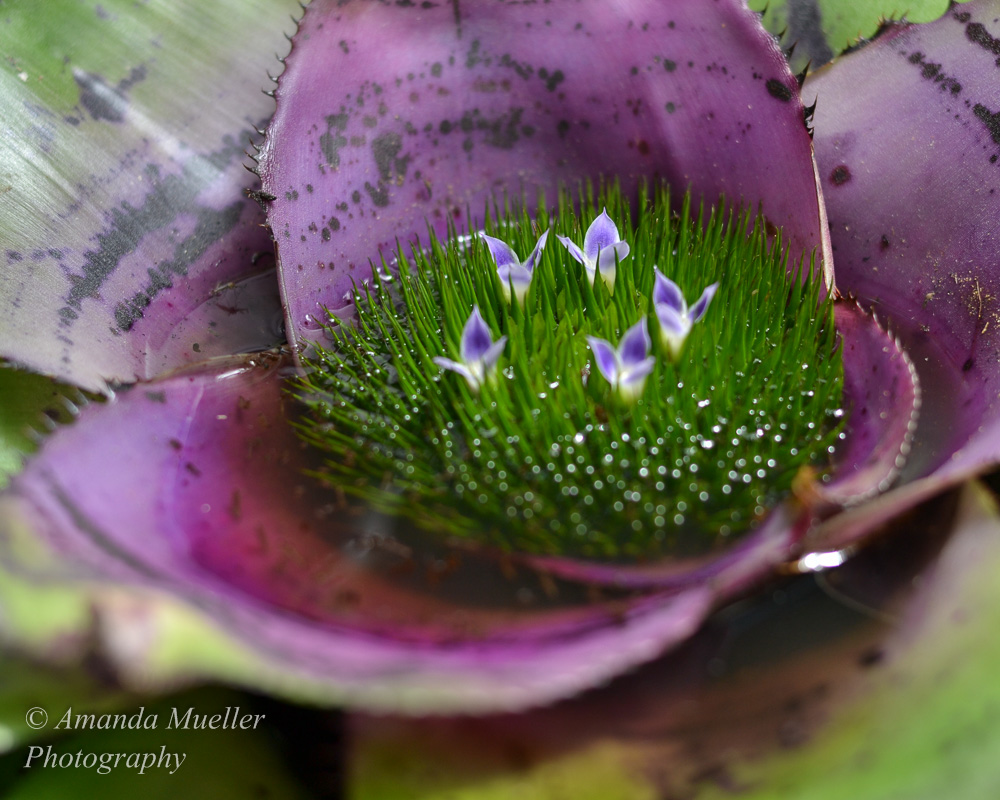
{"left": 295, "top": 182, "right": 844, "bottom": 560}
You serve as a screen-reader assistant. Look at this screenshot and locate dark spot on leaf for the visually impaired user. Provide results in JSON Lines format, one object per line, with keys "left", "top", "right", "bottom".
{"left": 880, "top": 235, "right": 890, "bottom": 251}
{"left": 766, "top": 79, "right": 792, "bottom": 101}
{"left": 168, "top": 438, "right": 183, "bottom": 451}
{"left": 665, "top": 101, "right": 676, "bottom": 113}
{"left": 974, "top": 103, "right": 1000, "bottom": 145}
{"left": 145, "top": 390, "right": 166, "bottom": 403}
{"left": 365, "top": 131, "right": 410, "bottom": 209}
{"left": 466, "top": 39, "right": 484, "bottom": 69}
{"left": 364, "top": 181, "right": 389, "bottom": 207}
{"left": 500, "top": 53, "right": 533, "bottom": 80}
{"left": 76, "top": 130, "right": 254, "bottom": 332}
{"left": 319, "top": 113, "right": 349, "bottom": 169}
{"left": 829, "top": 164, "right": 851, "bottom": 185}
{"left": 663, "top": 59, "right": 676, "bottom": 72}
{"left": 905, "top": 51, "right": 961, "bottom": 94}
{"left": 955, "top": 11, "right": 972, "bottom": 23}
{"left": 636, "top": 139, "right": 650, "bottom": 155}
{"left": 351, "top": 190, "right": 362, "bottom": 203}
{"left": 322, "top": 227, "right": 332, "bottom": 242}
{"left": 557, "top": 119, "right": 570, "bottom": 138}
{"left": 74, "top": 65, "right": 146, "bottom": 123}
{"left": 192, "top": 343, "right": 201, "bottom": 352}
{"left": 185, "top": 462, "right": 202, "bottom": 477}
{"left": 431, "top": 62, "right": 443, "bottom": 78}
{"left": 963, "top": 358, "right": 975, "bottom": 372}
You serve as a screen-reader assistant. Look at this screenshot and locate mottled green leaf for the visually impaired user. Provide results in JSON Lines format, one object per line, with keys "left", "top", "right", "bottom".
{"left": 747, "top": 0, "right": 966, "bottom": 71}
{"left": 0, "top": 0, "right": 295, "bottom": 390}
{"left": 0, "top": 366, "right": 79, "bottom": 489}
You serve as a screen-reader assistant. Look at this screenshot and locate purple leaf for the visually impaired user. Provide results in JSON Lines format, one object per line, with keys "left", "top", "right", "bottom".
{"left": 259, "top": 0, "right": 829, "bottom": 358}
{"left": 806, "top": 2, "right": 1000, "bottom": 513}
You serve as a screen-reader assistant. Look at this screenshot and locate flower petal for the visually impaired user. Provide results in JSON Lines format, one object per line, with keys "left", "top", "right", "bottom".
{"left": 0, "top": 355, "right": 719, "bottom": 713}
{"left": 595, "top": 241, "right": 630, "bottom": 285}
{"left": 557, "top": 235, "right": 587, "bottom": 267}
{"left": 655, "top": 303, "right": 688, "bottom": 337}
{"left": 0, "top": 0, "right": 298, "bottom": 390}
{"left": 432, "top": 357, "right": 476, "bottom": 385}
{"left": 460, "top": 307, "right": 494, "bottom": 364}
{"left": 653, "top": 270, "right": 686, "bottom": 314}
{"left": 618, "top": 318, "right": 651, "bottom": 369}
{"left": 583, "top": 209, "right": 623, "bottom": 262}
{"left": 587, "top": 337, "right": 620, "bottom": 385}
{"left": 481, "top": 336, "right": 508, "bottom": 374}
{"left": 480, "top": 234, "right": 520, "bottom": 271}
{"left": 688, "top": 282, "right": 719, "bottom": 323}
{"left": 260, "top": 0, "right": 829, "bottom": 355}
{"left": 523, "top": 230, "right": 550, "bottom": 273}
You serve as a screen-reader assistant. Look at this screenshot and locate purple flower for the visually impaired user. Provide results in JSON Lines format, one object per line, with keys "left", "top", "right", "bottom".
{"left": 652, "top": 268, "right": 719, "bottom": 359}
{"left": 587, "top": 319, "right": 656, "bottom": 403}
{"left": 557, "top": 209, "right": 630, "bottom": 292}
{"left": 433, "top": 306, "right": 507, "bottom": 391}
{"left": 3, "top": 0, "right": 1000, "bottom": 735}
{"left": 481, "top": 230, "right": 549, "bottom": 304}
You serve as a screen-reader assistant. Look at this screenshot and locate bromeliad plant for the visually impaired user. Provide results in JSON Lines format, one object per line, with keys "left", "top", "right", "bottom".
{"left": 3, "top": 0, "right": 1000, "bottom": 731}
{"left": 298, "top": 184, "right": 844, "bottom": 559}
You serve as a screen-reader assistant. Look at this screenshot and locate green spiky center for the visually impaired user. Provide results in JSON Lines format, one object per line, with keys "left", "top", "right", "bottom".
{"left": 295, "top": 182, "right": 844, "bottom": 560}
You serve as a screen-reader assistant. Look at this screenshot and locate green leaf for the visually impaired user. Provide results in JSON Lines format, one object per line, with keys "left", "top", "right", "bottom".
{"left": 747, "top": 0, "right": 968, "bottom": 72}
{"left": 0, "top": 366, "right": 78, "bottom": 489}
{"left": 696, "top": 481, "right": 1000, "bottom": 799}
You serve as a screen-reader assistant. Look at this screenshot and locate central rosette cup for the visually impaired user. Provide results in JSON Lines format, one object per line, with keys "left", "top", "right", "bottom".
{"left": 296, "top": 183, "right": 844, "bottom": 561}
